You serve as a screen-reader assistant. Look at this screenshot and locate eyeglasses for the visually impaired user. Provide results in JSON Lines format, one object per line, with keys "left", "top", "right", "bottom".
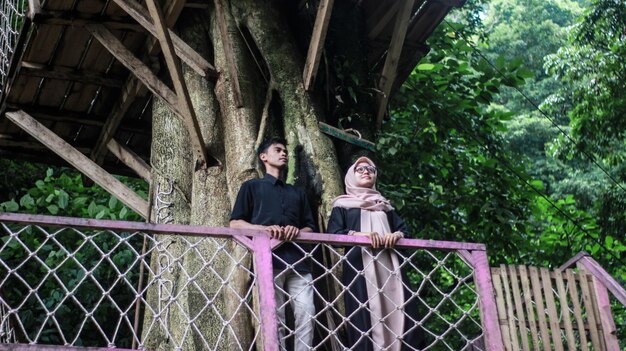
{"left": 354, "top": 165, "right": 377, "bottom": 174}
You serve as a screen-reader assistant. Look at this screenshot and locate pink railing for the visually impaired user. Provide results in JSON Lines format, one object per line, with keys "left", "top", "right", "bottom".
{"left": 0, "top": 212, "right": 504, "bottom": 350}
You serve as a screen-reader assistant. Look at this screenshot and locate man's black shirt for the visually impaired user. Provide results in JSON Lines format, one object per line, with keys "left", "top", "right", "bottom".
{"left": 230, "top": 174, "right": 317, "bottom": 272}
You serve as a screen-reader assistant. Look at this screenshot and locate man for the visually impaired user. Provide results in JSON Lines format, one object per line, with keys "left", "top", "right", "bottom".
{"left": 230, "top": 137, "right": 316, "bottom": 351}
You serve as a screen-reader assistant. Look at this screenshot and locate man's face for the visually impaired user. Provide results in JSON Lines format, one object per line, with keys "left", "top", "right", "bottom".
{"left": 260, "top": 143, "right": 288, "bottom": 169}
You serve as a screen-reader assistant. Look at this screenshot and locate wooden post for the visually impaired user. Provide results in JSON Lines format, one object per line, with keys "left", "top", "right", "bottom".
{"left": 107, "top": 138, "right": 152, "bottom": 182}
{"left": 303, "top": 0, "right": 334, "bottom": 91}
{"left": 375, "top": 0, "right": 415, "bottom": 129}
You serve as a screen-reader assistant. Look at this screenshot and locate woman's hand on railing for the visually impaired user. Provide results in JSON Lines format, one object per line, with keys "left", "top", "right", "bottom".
{"left": 383, "top": 232, "right": 403, "bottom": 248}
{"left": 350, "top": 231, "right": 384, "bottom": 248}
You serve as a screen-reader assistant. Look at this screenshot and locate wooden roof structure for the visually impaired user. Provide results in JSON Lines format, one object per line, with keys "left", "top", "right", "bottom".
{"left": 0, "top": 0, "right": 464, "bottom": 217}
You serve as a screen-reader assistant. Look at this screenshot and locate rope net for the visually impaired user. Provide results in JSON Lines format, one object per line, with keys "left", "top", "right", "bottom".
{"left": 0, "top": 0, "right": 26, "bottom": 92}
{"left": 0, "top": 219, "right": 486, "bottom": 350}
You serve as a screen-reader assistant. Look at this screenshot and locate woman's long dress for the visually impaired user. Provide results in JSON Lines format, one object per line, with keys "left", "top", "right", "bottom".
{"left": 327, "top": 207, "right": 423, "bottom": 351}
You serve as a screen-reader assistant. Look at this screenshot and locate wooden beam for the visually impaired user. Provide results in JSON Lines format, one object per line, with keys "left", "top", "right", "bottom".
{"left": 5, "top": 110, "right": 149, "bottom": 219}
{"left": 0, "top": 134, "right": 90, "bottom": 153}
{"left": 20, "top": 61, "right": 124, "bottom": 88}
{"left": 303, "top": 0, "right": 334, "bottom": 91}
{"left": 32, "top": 10, "right": 144, "bottom": 31}
{"left": 110, "top": 0, "right": 216, "bottom": 78}
{"left": 90, "top": 77, "right": 146, "bottom": 165}
{"left": 375, "top": 0, "right": 415, "bottom": 129}
{"left": 367, "top": 0, "right": 401, "bottom": 39}
{"left": 213, "top": 0, "right": 243, "bottom": 107}
{"left": 143, "top": 0, "right": 209, "bottom": 167}
{"left": 318, "top": 122, "right": 375, "bottom": 151}
{"left": 85, "top": 24, "right": 181, "bottom": 114}
{"left": 5, "top": 103, "right": 148, "bottom": 134}
{"left": 107, "top": 138, "right": 151, "bottom": 182}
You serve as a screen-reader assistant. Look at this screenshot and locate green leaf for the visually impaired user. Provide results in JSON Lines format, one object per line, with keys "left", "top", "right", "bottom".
{"left": 20, "top": 194, "right": 35, "bottom": 209}
{"left": 95, "top": 209, "right": 106, "bottom": 219}
{"left": 416, "top": 63, "right": 435, "bottom": 71}
{"left": 119, "top": 207, "right": 128, "bottom": 219}
{"left": 88, "top": 201, "right": 97, "bottom": 218}
{"left": 108, "top": 196, "right": 118, "bottom": 210}
{"left": 57, "top": 190, "right": 69, "bottom": 209}
{"left": 35, "top": 180, "right": 46, "bottom": 190}
{"left": 47, "top": 205, "right": 59, "bottom": 215}
{"left": 517, "top": 68, "right": 534, "bottom": 79}
{"left": 495, "top": 56, "right": 505, "bottom": 70}
{"left": 1, "top": 200, "right": 19, "bottom": 212}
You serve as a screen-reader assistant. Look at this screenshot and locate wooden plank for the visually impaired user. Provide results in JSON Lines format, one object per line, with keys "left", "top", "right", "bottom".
{"left": 303, "top": 0, "right": 334, "bottom": 91}
{"left": 143, "top": 0, "right": 210, "bottom": 167}
{"left": 575, "top": 254, "right": 626, "bottom": 307}
{"left": 529, "top": 266, "right": 551, "bottom": 351}
{"left": 367, "top": 0, "right": 401, "bottom": 39}
{"left": 213, "top": 0, "right": 243, "bottom": 107}
{"left": 553, "top": 269, "right": 577, "bottom": 351}
{"left": 500, "top": 265, "right": 520, "bottom": 351}
{"left": 32, "top": 10, "right": 144, "bottom": 31}
{"left": 5, "top": 111, "right": 149, "bottom": 219}
{"left": 539, "top": 267, "right": 564, "bottom": 351}
{"left": 110, "top": 0, "right": 216, "bottom": 78}
{"left": 5, "top": 103, "right": 148, "bottom": 134}
{"left": 509, "top": 266, "right": 531, "bottom": 351}
{"left": 0, "top": 135, "right": 90, "bottom": 153}
{"left": 20, "top": 61, "right": 124, "bottom": 88}
{"left": 578, "top": 272, "right": 603, "bottom": 350}
{"left": 491, "top": 269, "right": 513, "bottom": 350}
{"left": 90, "top": 77, "right": 145, "bottom": 165}
{"left": 519, "top": 265, "right": 541, "bottom": 351}
{"left": 375, "top": 0, "right": 415, "bottom": 129}
{"left": 565, "top": 269, "right": 589, "bottom": 351}
{"left": 107, "top": 138, "right": 151, "bottom": 182}
{"left": 85, "top": 24, "right": 181, "bottom": 113}
{"left": 318, "top": 122, "right": 376, "bottom": 151}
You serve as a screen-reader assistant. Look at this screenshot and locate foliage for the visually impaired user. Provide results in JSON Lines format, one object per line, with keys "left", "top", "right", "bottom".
{"left": 481, "top": 0, "right": 583, "bottom": 113}
{"left": 377, "top": 1, "right": 626, "bottom": 285}
{"left": 0, "top": 168, "right": 147, "bottom": 346}
{"left": 0, "top": 168, "right": 146, "bottom": 220}
{"left": 377, "top": 21, "right": 536, "bottom": 264}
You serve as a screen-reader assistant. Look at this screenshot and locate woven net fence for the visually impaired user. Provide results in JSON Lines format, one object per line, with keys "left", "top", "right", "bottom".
{"left": 0, "top": 216, "right": 489, "bottom": 350}
{"left": 0, "top": 0, "right": 26, "bottom": 92}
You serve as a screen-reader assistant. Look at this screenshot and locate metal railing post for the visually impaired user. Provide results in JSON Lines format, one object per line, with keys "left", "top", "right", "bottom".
{"left": 252, "top": 235, "right": 279, "bottom": 351}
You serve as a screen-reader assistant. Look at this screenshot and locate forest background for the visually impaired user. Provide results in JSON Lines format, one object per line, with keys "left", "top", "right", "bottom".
{"left": 1, "top": 0, "right": 624, "bottom": 336}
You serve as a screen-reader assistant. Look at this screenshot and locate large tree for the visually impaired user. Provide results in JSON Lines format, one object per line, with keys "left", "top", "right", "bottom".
{"left": 141, "top": 1, "right": 383, "bottom": 349}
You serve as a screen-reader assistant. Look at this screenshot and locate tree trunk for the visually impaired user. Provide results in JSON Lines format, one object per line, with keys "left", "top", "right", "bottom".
{"left": 146, "top": 0, "right": 374, "bottom": 349}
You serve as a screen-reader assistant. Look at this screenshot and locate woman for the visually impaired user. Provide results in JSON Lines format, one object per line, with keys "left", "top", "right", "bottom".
{"left": 327, "top": 157, "right": 422, "bottom": 351}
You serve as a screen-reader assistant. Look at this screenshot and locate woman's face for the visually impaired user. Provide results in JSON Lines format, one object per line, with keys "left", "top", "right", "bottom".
{"left": 354, "top": 161, "right": 377, "bottom": 188}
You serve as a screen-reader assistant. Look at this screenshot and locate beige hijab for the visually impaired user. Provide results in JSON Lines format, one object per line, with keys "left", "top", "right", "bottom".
{"left": 332, "top": 157, "right": 405, "bottom": 351}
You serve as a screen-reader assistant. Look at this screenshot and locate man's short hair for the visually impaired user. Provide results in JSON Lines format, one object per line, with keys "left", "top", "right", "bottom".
{"left": 257, "top": 137, "right": 287, "bottom": 157}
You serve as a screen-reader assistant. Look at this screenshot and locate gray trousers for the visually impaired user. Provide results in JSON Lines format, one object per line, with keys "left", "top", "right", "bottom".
{"left": 274, "top": 270, "right": 315, "bottom": 351}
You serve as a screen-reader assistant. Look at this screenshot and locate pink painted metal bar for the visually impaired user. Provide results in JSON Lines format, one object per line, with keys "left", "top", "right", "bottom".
{"left": 470, "top": 250, "right": 505, "bottom": 351}
{"left": 585, "top": 267, "right": 620, "bottom": 350}
{"left": 560, "top": 251, "right": 626, "bottom": 307}
{"left": 0, "top": 213, "right": 486, "bottom": 251}
{"left": 252, "top": 235, "right": 279, "bottom": 351}
{"left": 0, "top": 344, "right": 137, "bottom": 350}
